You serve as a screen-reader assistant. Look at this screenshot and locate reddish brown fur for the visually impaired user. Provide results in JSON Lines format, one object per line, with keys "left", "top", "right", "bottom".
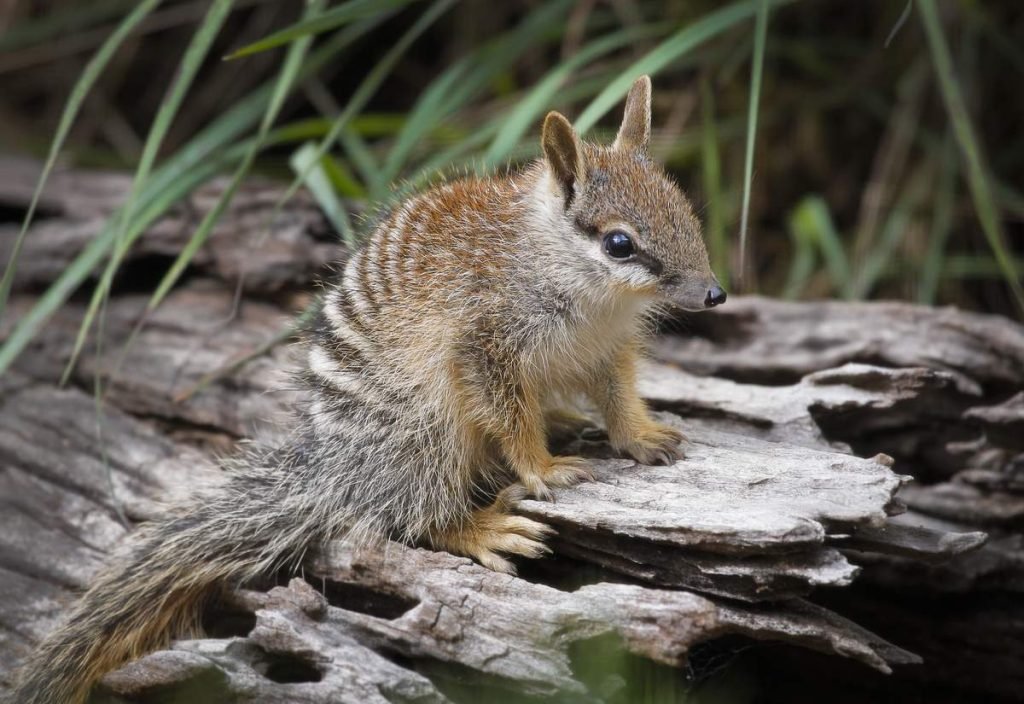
{"left": 9, "top": 76, "right": 721, "bottom": 703}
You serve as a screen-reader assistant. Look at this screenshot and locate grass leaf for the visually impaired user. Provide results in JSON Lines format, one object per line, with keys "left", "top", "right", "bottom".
{"left": 339, "top": 128, "right": 380, "bottom": 191}
{"left": 275, "top": 0, "right": 456, "bottom": 225}
{"left": 919, "top": 131, "right": 958, "bottom": 303}
{"left": 0, "top": 0, "right": 162, "bottom": 322}
{"left": 226, "top": 0, "right": 417, "bottom": 58}
{"left": 738, "top": 0, "right": 770, "bottom": 287}
{"left": 783, "top": 207, "right": 817, "bottom": 299}
{"left": 788, "top": 196, "right": 852, "bottom": 299}
{"left": 0, "top": 0, "right": 137, "bottom": 53}
{"left": 484, "top": 23, "right": 667, "bottom": 167}
{"left": 700, "top": 72, "right": 729, "bottom": 287}
{"left": 917, "top": 0, "right": 1024, "bottom": 315}
{"left": 0, "top": 148, "right": 242, "bottom": 376}
{"left": 377, "top": 0, "right": 572, "bottom": 195}
{"left": 145, "top": 0, "right": 324, "bottom": 316}
{"left": 853, "top": 197, "right": 912, "bottom": 300}
{"left": 574, "top": 0, "right": 791, "bottom": 135}
{"left": 0, "top": 13, "right": 394, "bottom": 376}
{"left": 291, "top": 142, "right": 356, "bottom": 245}
{"left": 62, "top": 0, "right": 237, "bottom": 383}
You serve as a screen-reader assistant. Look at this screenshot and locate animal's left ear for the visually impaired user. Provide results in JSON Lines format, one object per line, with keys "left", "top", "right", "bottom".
{"left": 542, "top": 111, "right": 585, "bottom": 203}
{"left": 613, "top": 75, "right": 651, "bottom": 154}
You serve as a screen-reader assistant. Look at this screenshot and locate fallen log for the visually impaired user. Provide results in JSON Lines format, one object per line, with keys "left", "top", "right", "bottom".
{"left": 0, "top": 159, "right": 1019, "bottom": 702}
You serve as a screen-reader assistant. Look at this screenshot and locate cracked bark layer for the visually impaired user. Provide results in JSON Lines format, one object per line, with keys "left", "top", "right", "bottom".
{"left": 0, "top": 158, "right": 1019, "bottom": 701}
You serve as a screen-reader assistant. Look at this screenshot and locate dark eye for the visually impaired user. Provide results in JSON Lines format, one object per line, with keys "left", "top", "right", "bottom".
{"left": 603, "top": 230, "right": 635, "bottom": 259}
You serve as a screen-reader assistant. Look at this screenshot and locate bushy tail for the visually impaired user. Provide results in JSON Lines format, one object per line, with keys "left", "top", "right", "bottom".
{"left": 9, "top": 449, "right": 332, "bottom": 704}
{"left": 10, "top": 541, "right": 220, "bottom": 704}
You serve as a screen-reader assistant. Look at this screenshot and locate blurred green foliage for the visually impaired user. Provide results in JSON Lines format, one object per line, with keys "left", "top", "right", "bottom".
{"left": 0, "top": 0, "right": 1021, "bottom": 369}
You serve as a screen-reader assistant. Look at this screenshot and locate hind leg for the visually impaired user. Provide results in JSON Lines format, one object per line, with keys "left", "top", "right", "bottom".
{"left": 545, "top": 408, "right": 599, "bottom": 437}
{"left": 428, "top": 487, "right": 553, "bottom": 574}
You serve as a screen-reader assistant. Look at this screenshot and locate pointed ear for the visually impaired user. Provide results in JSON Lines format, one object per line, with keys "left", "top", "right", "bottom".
{"left": 613, "top": 75, "right": 652, "bottom": 154}
{"left": 541, "top": 111, "right": 585, "bottom": 202}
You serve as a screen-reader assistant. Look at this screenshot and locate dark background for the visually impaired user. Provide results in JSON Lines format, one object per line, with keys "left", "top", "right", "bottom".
{"left": 1, "top": 0, "right": 1021, "bottom": 320}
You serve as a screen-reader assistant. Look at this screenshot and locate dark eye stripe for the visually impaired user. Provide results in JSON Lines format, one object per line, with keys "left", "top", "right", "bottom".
{"left": 574, "top": 217, "right": 599, "bottom": 237}
{"left": 576, "top": 217, "right": 664, "bottom": 275}
{"left": 632, "top": 250, "right": 664, "bottom": 276}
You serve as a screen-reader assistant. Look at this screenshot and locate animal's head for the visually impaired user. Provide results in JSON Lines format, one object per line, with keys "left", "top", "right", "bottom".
{"left": 540, "top": 75, "right": 725, "bottom": 312}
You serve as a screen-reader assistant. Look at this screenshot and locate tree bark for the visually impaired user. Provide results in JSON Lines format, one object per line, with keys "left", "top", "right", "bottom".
{"left": 0, "top": 158, "right": 1019, "bottom": 702}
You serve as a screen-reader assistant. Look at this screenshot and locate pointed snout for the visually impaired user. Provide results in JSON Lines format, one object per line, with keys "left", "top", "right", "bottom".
{"left": 704, "top": 285, "right": 727, "bottom": 308}
{"left": 662, "top": 276, "right": 727, "bottom": 312}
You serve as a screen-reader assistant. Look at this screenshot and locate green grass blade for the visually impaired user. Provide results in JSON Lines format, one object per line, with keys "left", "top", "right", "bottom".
{"left": 291, "top": 142, "right": 356, "bottom": 245}
{"left": 0, "top": 0, "right": 136, "bottom": 52}
{"left": 339, "top": 128, "right": 379, "bottom": 191}
{"left": 884, "top": 1, "right": 913, "bottom": 48}
{"left": 919, "top": 132, "right": 958, "bottom": 303}
{"left": 783, "top": 202, "right": 817, "bottom": 299}
{"left": 484, "top": 23, "right": 667, "bottom": 167}
{"left": 738, "top": 0, "right": 770, "bottom": 287}
{"left": 0, "top": 14, "right": 389, "bottom": 376}
{"left": 574, "top": 0, "right": 791, "bottom": 135}
{"left": 0, "top": 148, "right": 242, "bottom": 376}
{"left": 917, "top": 0, "right": 1024, "bottom": 315}
{"left": 226, "top": 0, "right": 417, "bottom": 58}
{"left": 0, "top": 98, "right": 265, "bottom": 376}
{"left": 145, "top": 0, "right": 323, "bottom": 316}
{"left": 377, "top": 61, "right": 470, "bottom": 187}
{"left": 321, "top": 153, "right": 366, "bottom": 198}
{"left": 853, "top": 198, "right": 912, "bottom": 300}
{"left": 700, "top": 73, "right": 728, "bottom": 288}
{"left": 376, "top": 0, "right": 572, "bottom": 195}
{"left": 277, "top": 0, "right": 456, "bottom": 223}
{"left": 401, "top": 120, "right": 504, "bottom": 195}
{"left": 789, "top": 196, "right": 852, "bottom": 299}
{"left": 62, "top": 0, "right": 237, "bottom": 382}
{"left": 349, "top": 113, "right": 407, "bottom": 137}
{"left": 967, "top": 5, "right": 1024, "bottom": 78}
{"left": 941, "top": 255, "right": 1024, "bottom": 278}
{"left": 0, "top": 0, "right": 163, "bottom": 322}
{"left": 401, "top": 72, "right": 619, "bottom": 196}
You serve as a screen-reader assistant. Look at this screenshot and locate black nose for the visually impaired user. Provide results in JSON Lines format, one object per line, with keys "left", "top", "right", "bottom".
{"left": 705, "top": 285, "right": 727, "bottom": 308}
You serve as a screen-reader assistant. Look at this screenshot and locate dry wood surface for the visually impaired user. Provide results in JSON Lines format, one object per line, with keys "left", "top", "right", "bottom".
{"left": 1, "top": 158, "right": 1021, "bottom": 702}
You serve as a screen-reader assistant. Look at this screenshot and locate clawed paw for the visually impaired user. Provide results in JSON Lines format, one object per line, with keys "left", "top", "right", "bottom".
{"left": 617, "top": 423, "right": 685, "bottom": 465}
{"left": 466, "top": 514, "right": 554, "bottom": 574}
{"left": 430, "top": 492, "right": 555, "bottom": 575}
{"left": 520, "top": 455, "right": 593, "bottom": 501}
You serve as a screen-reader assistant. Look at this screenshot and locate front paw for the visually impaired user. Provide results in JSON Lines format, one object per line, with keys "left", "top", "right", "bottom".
{"left": 519, "top": 455, "right": 594, "bottom": 501}
{"left": 615, "top": 423, "right": 685, "bottom": 465}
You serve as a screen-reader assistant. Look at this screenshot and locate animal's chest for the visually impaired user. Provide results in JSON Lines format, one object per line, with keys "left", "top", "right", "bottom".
{"left": 530, "top": 301, "right": 642, "bottom": 392}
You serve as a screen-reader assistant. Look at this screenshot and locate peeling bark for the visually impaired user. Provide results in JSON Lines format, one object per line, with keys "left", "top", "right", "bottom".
{"left": 0, "top": 160, "right": 1019, "bottom": 701}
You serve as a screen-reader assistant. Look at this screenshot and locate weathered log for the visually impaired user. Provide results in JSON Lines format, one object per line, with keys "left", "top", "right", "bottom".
{"left": 839, "top": 512, "right": 988, "bottom": 563}
{"left": 0, "top": 156, "right": 340, "bottom": 295}
{"left": 639, "top": 360, "right": 976, "bottom": 465}
{"left": 100, "top": 580, "right": 450, "bottom": 704}
{"left": 964, "top": 392, "right": 1024, "bottom": 444}
{"left": 655, "top": 295, "right": 1024, "bottom": 389}
{"left": 309, "top": 542, "right": 917, "bottom": 685}
{"left": 0, "top": 156, "right": 133, "bottom": 220}
{"left": 0, "top": 375, "right": 920, "bottom": 700}
{"left": 899, "top": 480, "right": 1024, "bottom": 526}
{"left": 1, "top": 160, "right": 1020, "bottom": 701}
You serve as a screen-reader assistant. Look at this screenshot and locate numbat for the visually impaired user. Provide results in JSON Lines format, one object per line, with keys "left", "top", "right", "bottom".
{"left": 10, "top": 76, "right": 725, "bottom": 704}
